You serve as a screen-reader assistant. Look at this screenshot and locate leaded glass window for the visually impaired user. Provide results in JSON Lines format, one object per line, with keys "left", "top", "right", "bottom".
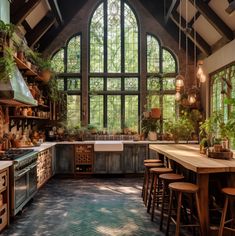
{"left": 89, "top": 0, "right": 139, "bottom": 132}
{"left": 51, "top": 48, "right": 64, "bottom": 73}
{"left": 146, "top": 34, "right": 178, "bottom": 132}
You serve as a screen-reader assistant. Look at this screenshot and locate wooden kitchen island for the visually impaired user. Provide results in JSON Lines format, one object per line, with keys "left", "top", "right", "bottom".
{"left": 149, "top": 144, "right": 235, "bottom": 236}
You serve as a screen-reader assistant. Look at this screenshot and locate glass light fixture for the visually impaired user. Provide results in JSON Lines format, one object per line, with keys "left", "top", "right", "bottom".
{"left": 175, "top": 75, "right": 184, "bottom": 87}
{"left": 175, "top": 91, "right": 181, "bottom": 101}
{"left": 199, "top": 73, "right": 206, "bottom": 83}
{"left": 188, "top": 94, "right": 196, "bottom": 104}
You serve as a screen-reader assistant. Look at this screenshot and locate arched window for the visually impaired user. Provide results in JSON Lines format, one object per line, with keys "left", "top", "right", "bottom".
{"left": 146, "top": 34, "right": 178, "bottom": 131}
{"left": 51, "top": 34, "right": 82, "bottom": 128}
{"left": 89, "top": 0, "right": 139, "bottom": 132}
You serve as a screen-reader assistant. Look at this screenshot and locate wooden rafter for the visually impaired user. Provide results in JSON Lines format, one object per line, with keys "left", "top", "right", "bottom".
{"left": 188, "top": 0, "right": 234, "bottom": 41}
{"left": 171, "top": 11, "right": 211, "bottom": 56}
{"left": 48, "top": 0, "right": 63, "bottom": 25}
{"left": 11, "top": 0, "right": 42, "bottom": 25}
{"left": 165, "top": 0, "right": 180, "bottom": 23}
{"left": 26, "top": 12, "right": 56, "bottom": 48}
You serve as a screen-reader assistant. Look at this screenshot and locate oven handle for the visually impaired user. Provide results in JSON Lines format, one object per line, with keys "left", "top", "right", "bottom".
{"left": 15, "top": 169, "right": 29, "bottom": 178}
{"left": 28, "top": 163, "right": 37, "bottom": 169}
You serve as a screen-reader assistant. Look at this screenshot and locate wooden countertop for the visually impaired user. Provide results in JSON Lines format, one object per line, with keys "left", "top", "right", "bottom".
{"left": 149, "top": 144, "right": 235, "bottom": 174}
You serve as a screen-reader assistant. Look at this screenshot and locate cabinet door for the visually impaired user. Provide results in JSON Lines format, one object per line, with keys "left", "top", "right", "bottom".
{"left": 94, "top": 153, "right": 108, "bottom": 173}
{"left": 56, "top": 145, "right": 74, "bottom": 174}
{"left": 108, "top": 152, "right": 122, "bottom": 173}
{"left": 123, "top": 145, "right": 135, "bottom": 173}
{"left": 136, "top": 144, "right": 148, "bottom": 173}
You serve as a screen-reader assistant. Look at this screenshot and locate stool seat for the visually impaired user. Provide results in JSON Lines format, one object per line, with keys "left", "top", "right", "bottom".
{"left": 159, "top": 173, "right": 184, "bottom": 181}
{"left": 150, "top": 167, "right": 173, "bottom": 174}
{"left": 169, "top": 182, "right": 199, "bottom": 193}
{"left": 144, "top": 163, "right": 164, "bottom": 168}
{"left": 144, "top": 159, "right": 162, "bottom": 163}
{"left": 221, "top": 187, "right": 235, "bottom": 197}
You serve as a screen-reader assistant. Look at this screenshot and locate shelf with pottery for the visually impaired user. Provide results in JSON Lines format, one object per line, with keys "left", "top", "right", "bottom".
{"left": 13, "top": 56, "right": 44, "bottom": 81}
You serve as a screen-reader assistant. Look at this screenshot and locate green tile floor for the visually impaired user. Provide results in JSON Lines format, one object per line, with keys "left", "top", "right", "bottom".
{"left": 2, "top": 177, "right": 167, "bottom": 236}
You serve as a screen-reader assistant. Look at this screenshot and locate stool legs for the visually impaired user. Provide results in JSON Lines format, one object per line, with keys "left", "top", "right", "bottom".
{"left": 160, "top": 181, "right": 166, "bottom": 230}
{"left": 166, "top": 189, "right": 173, "bottom": 236}
{"left": 175, "top": 192, "right": 182, "bottom": 236}
{"left": 218, "top": 197, "right": 229, "bottom": 236}
{"left": 151, "top": 174, "right": 158, "bottom": 221}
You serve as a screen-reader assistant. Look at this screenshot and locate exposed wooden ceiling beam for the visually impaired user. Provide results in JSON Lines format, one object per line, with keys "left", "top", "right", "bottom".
{"left": 171, "top": 11, "right": 211, "bottom": 56}
{"left": 11, "top": 0, "right": 42, "bottom": 25}
{"left": 26, "top": 12, "right": 56, "bottom": 48}
{"left": 165, "top": 0, "right": 180, "bottom": 23}
{"left": 48, "top": 0, "right": 64, "bottom": 25}
{"left": 188, "top": 0, "right": 234, "bottom": 41}
{"left": 188, "top": 11, "right": 200, "bottom": 28}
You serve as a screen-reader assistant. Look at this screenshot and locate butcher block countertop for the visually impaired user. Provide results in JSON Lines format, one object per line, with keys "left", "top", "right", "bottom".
{"left": 149, "top": 144, "right": 235, "bottom": 173}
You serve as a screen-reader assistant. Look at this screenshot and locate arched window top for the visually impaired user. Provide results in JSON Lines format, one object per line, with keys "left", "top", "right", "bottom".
{"left": 147, "top": 34, "right": 160, "bottom": 73}
{"left": 51, "top": 48, "right": 65, "bottom": 73}
{"left": 67, "top": 35, "right": 81, "bottom": 73}
{"left": 89, "top": 0, "right": 139, "bottom": 74}
{"left": 162, "top": 48, "right": 177, "bottom": 74}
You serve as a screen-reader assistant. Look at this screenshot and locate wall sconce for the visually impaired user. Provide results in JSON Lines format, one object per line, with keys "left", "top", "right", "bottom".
{"left": 175, "top": 74, "right": 184, "bottom": 87}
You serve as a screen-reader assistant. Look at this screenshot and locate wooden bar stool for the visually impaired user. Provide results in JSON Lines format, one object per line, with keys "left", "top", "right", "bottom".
{"left": 159, "top": 173, "right": 184, "bottom": 231}
{"left": 144, "top": 159, "right": 162, "bottom": 164}
{"left": 147, "top": 167, "right": 173, "bottom": 221}
{"left": 166, "top": 182, "right": 202, "bottom": 236}
{"left": 142, "top": 162, "right": 164, "bottom": 205}
{"left": 218, "top": 187, "right": 235, "bottom": 236}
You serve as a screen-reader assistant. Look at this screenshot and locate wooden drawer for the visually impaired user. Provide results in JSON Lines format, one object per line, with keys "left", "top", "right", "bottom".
{"left": 75, "top": 144, "right": 93, "bottom": 154}
{"left": 0, "top": 171, "right": 7, "bottom": 193}
{"left": 0, "top": 203, "right": 7, "bottom": 231}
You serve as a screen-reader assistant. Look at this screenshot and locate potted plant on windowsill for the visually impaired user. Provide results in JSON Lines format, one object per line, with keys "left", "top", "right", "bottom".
{"left": 141, "top": 116, "right": 160, "bottom": 141}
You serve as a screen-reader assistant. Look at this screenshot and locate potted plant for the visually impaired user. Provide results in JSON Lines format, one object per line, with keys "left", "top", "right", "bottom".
{"left": 0, "top": 47, "right": 15, "bottom": 82}
{"left": 141, "top": 117, "right": 160, "bottom": 140}
{"left": 199, "top": 137, "right": 209, "bottom": 154}
{"left": 87, "top": 124, "right": 97, "bottom": 134}
{"left": 0, "top": 20, "right": 15, "bottom": 46}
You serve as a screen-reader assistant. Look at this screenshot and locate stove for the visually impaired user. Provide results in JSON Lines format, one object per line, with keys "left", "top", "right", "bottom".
{"left": 0, "top": 149, "right": 35, "bottom": 160}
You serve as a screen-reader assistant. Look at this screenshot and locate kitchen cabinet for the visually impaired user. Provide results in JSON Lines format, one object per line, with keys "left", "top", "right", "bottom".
{"left": 123, "top": 144, "right": 148, "bottom": 173}
{"left": 55, "top": 145, "right": 74, "bottom": 174}
{"left": 94, "top": 152, "right": 122, "bottom": 174}
{"left": 0, "top": 167, "right": 9, "bottom": 231}
{"left": 74, "top": 144, "right": 93, "bottom": 174}
{"left": 37, "top": 148, "right": 53, "bottom": 188}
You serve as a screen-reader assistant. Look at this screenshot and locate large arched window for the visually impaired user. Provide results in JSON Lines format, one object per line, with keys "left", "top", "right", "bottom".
{"left": 146, "top": 34, "right": 177, "bottom": 131}
{"left": 89, "top": 0, "right": 139, "bottom": 132}
{"left": 51, "top": 1, "right": 179, "bottom": 134}
{"left": 51, "top": 34, "right": 81, "bottom": 128}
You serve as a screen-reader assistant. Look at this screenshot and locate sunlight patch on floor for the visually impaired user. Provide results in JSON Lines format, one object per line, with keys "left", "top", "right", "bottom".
{"left": 96, "top": 221, "right": 139, "bottom": 236}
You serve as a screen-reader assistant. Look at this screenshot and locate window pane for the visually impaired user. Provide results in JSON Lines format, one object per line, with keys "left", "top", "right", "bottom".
{"left": 107, "top": 95, "right": 121, "bottom": 131}
{"left": 124, "top": 3, "right": 138, "bottom": 73}
{"left": 57, "top": 79, "right": 64, "bottom": 90}
{"left": 211, "top": 74, "right": 223, "bottom": 113}
{"left": 107, "top": 77, "right": 121, "bottom": 91}
{"left": 90, "top": 3, "right": 104, "bottom": 73}
{"left": 67, "top": 36, "right": 81, "bottom": 73}
{"left": 162, "top": 49, "right": 176, "bottom": 74}
{"left": 125, "top": 77, "right": 138, "bottom": 91}
{"left": 163, "top": 95, "right": 176, "bottom": 120}
{"left": 163, "top": 77, "right": 175, "bottom": 90}
{"left": 147, "top": 95, "right": 160, "bottom": 110}
{"left": 89, "top": 77, "right": 104, "bottom": 91}
{"left": 125, "top": 95, "right": 138, "bottom": 132}
{"left": 67, "top": 78, "right": 81, "bottom": 91}
{"left": 51, "top": 49, "right": 64, "bottom": 73}
{"left": 89, "top": 95, "right": 104, "bottom": 129}
{"left": 147, "top": 77, "right": 160, "bottom": 91}
{"left": 67, "top": 95, "right": 81, "bottom": 128}
{"left": 107, "top": 0, "right": 121, "bottom": 73}
{"left": 147, "top": 35, "right": 160, "bottom": 73}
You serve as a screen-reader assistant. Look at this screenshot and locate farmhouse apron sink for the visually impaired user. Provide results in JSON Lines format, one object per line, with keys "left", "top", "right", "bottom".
{"left": 94, "top": 141, "right": 123, "bottom": 152}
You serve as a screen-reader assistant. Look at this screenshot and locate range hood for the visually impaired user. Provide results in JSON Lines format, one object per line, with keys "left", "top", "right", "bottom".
{"left": 0, "top": 66, "right": 38, "bottom": 106}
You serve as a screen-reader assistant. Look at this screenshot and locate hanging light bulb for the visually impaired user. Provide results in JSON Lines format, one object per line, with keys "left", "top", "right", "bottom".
{"left": 175, "top": 75, "right": 184, "bottom": 87}
{"left": 196, "top": 66, "right": 203, "bottom": 78}
{"left": 175, "top": 92, "right": 181, "bottom": 101}
{"left": 188, "top": 94, "right": 196, "bottom": 104}
{"left": 199, "top": 73, "right": 206, "bottom": 83}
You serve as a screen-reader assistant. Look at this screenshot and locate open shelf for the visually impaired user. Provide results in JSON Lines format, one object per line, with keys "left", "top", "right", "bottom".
{"left": 10, "top": 116, "right": 49, "bottom": 120}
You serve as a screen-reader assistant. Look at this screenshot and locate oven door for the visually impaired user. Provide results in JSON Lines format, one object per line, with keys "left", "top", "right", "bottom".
{"left": 14, "top": 168, "right": 28, "bottom": 209}
{"left": 28, "top": 163, "right": 37, "bottom": 196}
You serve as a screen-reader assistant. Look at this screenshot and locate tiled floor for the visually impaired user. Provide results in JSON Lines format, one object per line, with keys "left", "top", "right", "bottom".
{"left": 2, "top": 177, "right": 165, "bottom": 236}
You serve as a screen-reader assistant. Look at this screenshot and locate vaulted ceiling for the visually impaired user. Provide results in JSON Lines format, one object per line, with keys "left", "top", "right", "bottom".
{"left": 10, "top": 0, "right": 235, "bottom": 58}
